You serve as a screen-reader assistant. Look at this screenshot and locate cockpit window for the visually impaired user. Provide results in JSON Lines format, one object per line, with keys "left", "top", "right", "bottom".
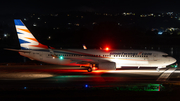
{"left": 162, "top": 55, "right": 170, "bottom": 57}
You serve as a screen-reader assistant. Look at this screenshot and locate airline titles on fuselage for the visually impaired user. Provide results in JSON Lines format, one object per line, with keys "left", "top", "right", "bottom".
{"left": 110, "top": 52, "right": 152, "bottom": 56}
{"left": 47, "top": 52, "right": 152, "bottom": 58}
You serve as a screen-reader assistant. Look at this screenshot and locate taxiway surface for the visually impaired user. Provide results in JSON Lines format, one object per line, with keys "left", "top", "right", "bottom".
{"left": 0, "top": 65, "right": 179, "bottom": 90}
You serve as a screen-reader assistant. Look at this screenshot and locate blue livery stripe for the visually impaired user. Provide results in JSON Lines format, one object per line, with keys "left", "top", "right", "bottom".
{"left": 19, "top": 39, "right": 30, "bottom": 44}
{"left": 17, "top": 32, "right": 24, "bottom": 34}
{"left": 21, "top": 47, "right": 30, "bottom": 50}
{"left": 14, "top": 19, "right": 24, "bottom": 26}
{"left": 53, "top": 51, "right": 77, "bottom": 54}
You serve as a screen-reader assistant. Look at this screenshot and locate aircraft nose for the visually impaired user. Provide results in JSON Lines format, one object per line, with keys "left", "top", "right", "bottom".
{"left": 170, "top": 57, "right": 176, "bottom": 63}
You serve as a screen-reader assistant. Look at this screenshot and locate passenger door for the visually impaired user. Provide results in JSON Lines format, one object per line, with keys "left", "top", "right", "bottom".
{"left": 39, "top": 53, "right": 43, "bottom": 60}
{"left": 153, "top": 53, "right": 158, "bottom": 61}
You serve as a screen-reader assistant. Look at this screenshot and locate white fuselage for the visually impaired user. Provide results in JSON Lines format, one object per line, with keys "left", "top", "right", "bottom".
{"left": 19, "top": 49, "right": 176, "bottom": 68}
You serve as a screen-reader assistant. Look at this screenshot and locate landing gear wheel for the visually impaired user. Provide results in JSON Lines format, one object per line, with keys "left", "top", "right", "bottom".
{"left": 87, "top": 67, "right": 92, "bottom": 72}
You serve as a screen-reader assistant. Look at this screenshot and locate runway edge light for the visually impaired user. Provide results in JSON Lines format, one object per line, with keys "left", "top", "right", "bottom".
{"left": 85, "top": 84, "right": 88, "bottom": 88}
{"left": 24, "top": 87, "right": 27, "bottom": 90}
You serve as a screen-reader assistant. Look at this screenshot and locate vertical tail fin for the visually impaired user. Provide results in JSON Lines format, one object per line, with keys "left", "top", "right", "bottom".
{"left": 14, "top": 19, "right": 48, "bottom": 50}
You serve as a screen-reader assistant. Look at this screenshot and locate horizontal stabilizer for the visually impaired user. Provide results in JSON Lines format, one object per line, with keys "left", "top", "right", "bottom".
{"left": 4, "top": 48, "right": 30, "bottom": 52}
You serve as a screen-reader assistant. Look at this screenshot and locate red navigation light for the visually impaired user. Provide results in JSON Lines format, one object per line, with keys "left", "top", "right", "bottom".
{"left": 105, "top": 47, "right": 109, "bottom": 51}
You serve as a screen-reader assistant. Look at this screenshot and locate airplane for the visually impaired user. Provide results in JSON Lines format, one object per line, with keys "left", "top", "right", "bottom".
{"left": 6, "top": 19, "right": 177, "bottom": 72}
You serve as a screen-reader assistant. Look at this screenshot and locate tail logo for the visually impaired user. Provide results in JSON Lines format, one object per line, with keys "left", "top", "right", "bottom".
{"left": 14, "top": 19, "right": 48, "bottom": 50}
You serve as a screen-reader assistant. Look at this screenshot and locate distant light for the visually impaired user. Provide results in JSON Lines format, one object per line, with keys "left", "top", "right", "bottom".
{"left": 24, "top": 18, "right": 27, "bottom": 21}
{"left": 127, "top": 13, "right": 130, "bottom": 15}
{"left": 38, "top": 17, "right": 40, "bottom": 19}
{"left": 158, "top": 31, "right": 163, "bottom": 35}
{"left": 140, "top": 15, "right": 147, "bottom": 17}
{"left": 48, "top": 36, "right": 51, "bottom": 39}
{"left": 24, "top": 87, "right": 27, "bottom": 89}
{"left": 123, "top": 12, "right": 126, "bottom": 16}
{"left": 4, "top": 34, "right": 7, "bottom": 37}
{"left": 151, "top": 13, "right": 153, "bottom": 16}
{"left": 33, "top": 23, "right": 37, "bottom": 26}
{"left": 75, "top": 23, "right": 79, "bottom": 26}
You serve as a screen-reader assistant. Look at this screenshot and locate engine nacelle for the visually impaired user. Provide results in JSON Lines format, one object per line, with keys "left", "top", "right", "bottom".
{"left": 98, "top": 62, "right": 116, "bottom": 70}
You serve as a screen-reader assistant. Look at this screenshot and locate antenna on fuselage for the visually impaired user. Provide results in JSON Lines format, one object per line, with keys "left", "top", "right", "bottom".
{"left": 48, "top": 46, "right": 58, "bottom": 59}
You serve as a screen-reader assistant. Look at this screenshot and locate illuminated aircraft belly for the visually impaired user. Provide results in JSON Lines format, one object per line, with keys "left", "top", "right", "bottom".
{"left": 110, "top": 57, "right": 148, "bottom": 65}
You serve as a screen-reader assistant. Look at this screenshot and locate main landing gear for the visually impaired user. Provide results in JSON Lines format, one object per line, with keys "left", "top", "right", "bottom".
{"left": 86, "top": 64, "right": 98, "bottom": 72}
{"left": 87, "top": 67, "right": 92, "bottom": 72}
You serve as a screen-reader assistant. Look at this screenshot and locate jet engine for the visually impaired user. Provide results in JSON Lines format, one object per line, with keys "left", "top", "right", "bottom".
{"left": 98, "top": 62, "right": 116, "bottom": 70}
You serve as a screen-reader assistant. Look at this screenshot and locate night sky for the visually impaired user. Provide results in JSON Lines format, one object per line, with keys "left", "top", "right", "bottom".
{"left": 0, "top": 0, "right": 180, "bottom": 13}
